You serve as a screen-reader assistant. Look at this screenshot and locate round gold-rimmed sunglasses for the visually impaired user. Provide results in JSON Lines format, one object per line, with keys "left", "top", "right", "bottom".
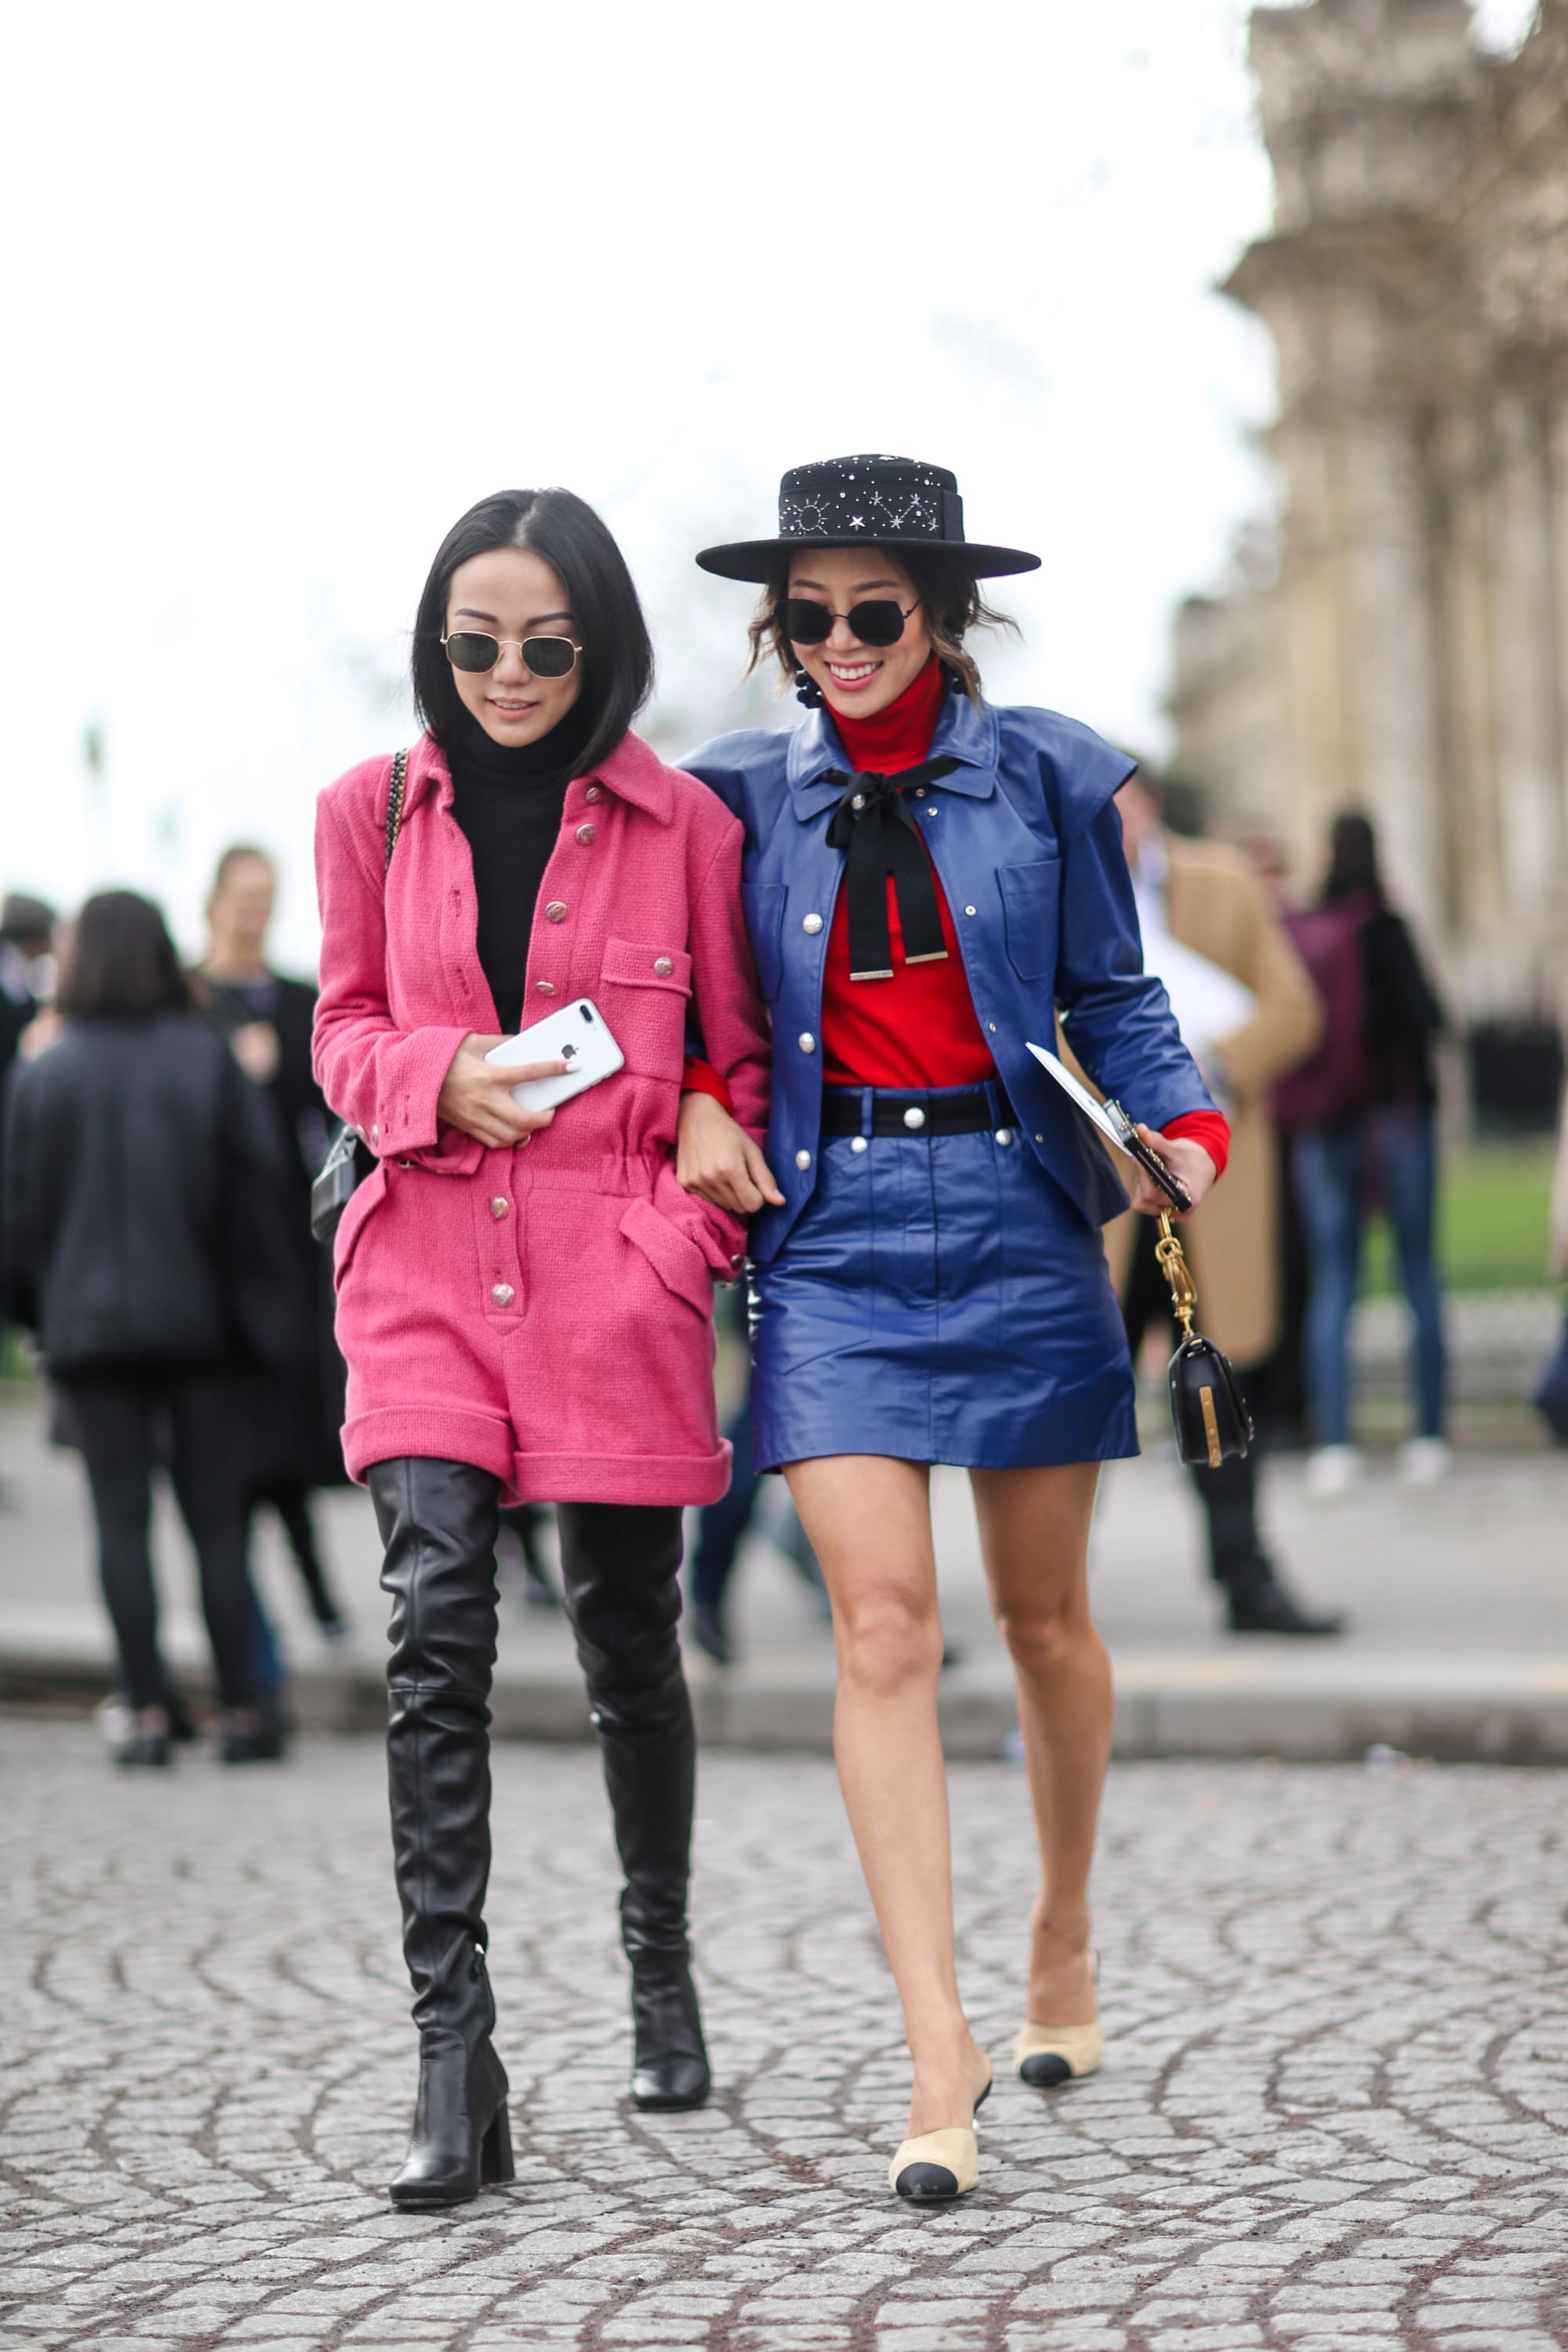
{"left": 441, "top": 630, "right": 583, "bottom": 681}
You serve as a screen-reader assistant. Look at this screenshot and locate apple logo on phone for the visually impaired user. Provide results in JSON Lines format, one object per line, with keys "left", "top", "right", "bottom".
{"left": 561, "top": 1042, "right": 579, "bottom": 1062}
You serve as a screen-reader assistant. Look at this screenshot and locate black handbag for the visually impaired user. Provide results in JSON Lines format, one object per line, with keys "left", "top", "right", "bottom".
{"left": 309, "top": 746, "right": 410, "bottom": 1247}
{"left": 1037, "top": 1062, "right": 1254, "bottom": 1468}
{"left": 1154, "top": 1212, "right": 1254, "bottom": 1468}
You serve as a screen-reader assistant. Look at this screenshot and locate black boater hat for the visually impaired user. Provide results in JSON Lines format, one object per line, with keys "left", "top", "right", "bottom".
{"left": 695, "top": 454, "right": 1040, "bottom": 584}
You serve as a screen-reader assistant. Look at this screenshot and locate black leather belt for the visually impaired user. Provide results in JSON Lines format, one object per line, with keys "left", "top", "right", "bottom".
{"left": 820, "top": 1084, "right": 1016, "bottom": 1139}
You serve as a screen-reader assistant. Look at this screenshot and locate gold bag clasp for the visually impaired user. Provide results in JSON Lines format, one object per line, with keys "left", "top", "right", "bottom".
{"left": 1154, "top": 1210, "right": 1198, "bottom": 1341}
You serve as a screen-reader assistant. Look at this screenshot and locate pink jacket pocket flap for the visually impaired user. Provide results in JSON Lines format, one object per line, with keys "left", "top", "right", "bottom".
{"left": 601, "top": 938, "right": 693, "bottom": 996}
{"left": 619, "top": 1196, "right": 714, "bottom": 1317}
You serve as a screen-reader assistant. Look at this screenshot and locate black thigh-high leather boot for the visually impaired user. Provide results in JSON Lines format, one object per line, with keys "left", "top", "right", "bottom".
{"left": 368, "top": 1457, "right": 515, "bottom": 2208}
{"left": 556, "top": 1501, "right": 710, "bottom": 2111}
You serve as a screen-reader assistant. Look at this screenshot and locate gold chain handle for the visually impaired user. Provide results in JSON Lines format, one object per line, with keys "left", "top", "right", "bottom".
{"left": 1155, "top": 1211, "right": 1198, "bottom": 1342}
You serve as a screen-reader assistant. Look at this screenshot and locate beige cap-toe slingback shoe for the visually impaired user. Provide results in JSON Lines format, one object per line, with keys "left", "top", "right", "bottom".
{"left": 1014, "top": 2016, "right": 1103, "bottom": 2085}
{"left": 888, "top": 2125, "right": 979, "bottom": 2201}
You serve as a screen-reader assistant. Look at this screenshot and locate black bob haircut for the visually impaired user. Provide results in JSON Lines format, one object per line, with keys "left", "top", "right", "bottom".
{"left": 411, "top": 488, "right": 653, "bottom": 775}
{"left": 56, "top": 891, "right": 193, "bottom": 1022}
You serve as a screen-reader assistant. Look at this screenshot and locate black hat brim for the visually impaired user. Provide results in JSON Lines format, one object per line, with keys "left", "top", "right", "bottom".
{"left": 695, "top": 536, "right": 1042, "bottom": 584}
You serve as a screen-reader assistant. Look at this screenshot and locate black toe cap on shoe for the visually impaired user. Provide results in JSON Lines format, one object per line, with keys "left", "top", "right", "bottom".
{"left": 895, "top": 2161, "right": 960, "bottom": 2202}
{"left": 1018, "top": 2051, "right": 1073, "bottom": 2086}
{"left": 632, "top": 2061, "right": 711, "bottom": 2111}
{"left": 387, "top": 2172, "right": 477, "bottom": 2209}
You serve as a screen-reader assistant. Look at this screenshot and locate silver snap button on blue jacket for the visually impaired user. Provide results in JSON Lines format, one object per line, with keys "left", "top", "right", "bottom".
{"left": 681, "top": 688, "right": 1215, "bottom": 1472}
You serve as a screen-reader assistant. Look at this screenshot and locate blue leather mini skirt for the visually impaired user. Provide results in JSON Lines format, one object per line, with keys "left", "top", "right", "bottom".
{"left": 750, "top": 1083, "right": 1138, "bottom": 1473}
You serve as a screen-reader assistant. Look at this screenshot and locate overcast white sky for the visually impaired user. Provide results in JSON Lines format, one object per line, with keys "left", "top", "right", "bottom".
{"left": 1, "top": 0, "right": 1541, "bottom": 970}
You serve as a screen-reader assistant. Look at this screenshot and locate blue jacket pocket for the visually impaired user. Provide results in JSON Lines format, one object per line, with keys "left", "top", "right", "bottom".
{"left": 999, "top": 857, "right": 1062, "bottom": 982}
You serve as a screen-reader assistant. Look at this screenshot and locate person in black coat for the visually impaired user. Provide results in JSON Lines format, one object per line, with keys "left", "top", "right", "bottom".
{"left": 0, "top": 892, "right": 56, "bottom": 1074}
{"left": 2, "top": 890, "right": 294, "bottom": 1766}
{"left": 0, "top": 893, "right": 57, "bottom": 1344}
{"left": 196, "top": 844, "right": 350, "bottom": 1638}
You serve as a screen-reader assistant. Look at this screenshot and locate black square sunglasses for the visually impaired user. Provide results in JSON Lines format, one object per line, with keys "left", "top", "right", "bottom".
{"left": 781, "top": 597, "right": 920, "bottom": 649}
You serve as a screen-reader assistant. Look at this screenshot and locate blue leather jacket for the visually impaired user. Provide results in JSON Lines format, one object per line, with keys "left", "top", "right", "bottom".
{"left": 682, "top": 688, "right": 1213, "bottom": 1265}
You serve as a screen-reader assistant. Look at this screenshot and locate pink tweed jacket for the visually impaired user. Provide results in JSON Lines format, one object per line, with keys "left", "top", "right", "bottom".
{"left": 313, "top": 729, "right": 770, "bottom": 1507}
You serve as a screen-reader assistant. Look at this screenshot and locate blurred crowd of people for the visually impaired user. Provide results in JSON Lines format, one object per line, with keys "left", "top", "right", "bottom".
{"left": 0, "top": 788, "right": 1560, "bottom": 1755}
{"left": 0, "top": 860, "right": 349, "bottom": 1765}
{"left": 1110, "top": 791, "right": 1460, "bottom": 1642}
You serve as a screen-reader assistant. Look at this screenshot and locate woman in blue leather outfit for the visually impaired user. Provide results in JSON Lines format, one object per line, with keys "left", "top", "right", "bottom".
{"left": 676, "top": 456, "right": 1224, "bottom": 2201}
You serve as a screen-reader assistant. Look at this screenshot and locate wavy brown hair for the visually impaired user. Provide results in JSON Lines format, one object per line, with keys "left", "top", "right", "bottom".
{"left": 745, "top": 544, "right": 1016, "bottom": 706}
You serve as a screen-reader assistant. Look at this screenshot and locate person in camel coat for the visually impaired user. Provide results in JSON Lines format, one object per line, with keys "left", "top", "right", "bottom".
{"left": 1106, "top": 775, "right": 1345, "bottom": 1634}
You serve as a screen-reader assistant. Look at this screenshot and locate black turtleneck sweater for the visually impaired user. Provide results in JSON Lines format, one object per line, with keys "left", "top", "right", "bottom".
{"left": 446, "top": 700, "right": 596, "bottom": 1034}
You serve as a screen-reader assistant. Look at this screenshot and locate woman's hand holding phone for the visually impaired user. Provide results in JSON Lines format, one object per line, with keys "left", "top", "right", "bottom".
{"left": 676, "top": 1091, "right": 785, "bottom": 1217}
{"left": 1127, "top": 1124, "right": 1217, "bottom": 1220}
{"left": 437, "top": 1034, "right": 568, "bottom": 1149}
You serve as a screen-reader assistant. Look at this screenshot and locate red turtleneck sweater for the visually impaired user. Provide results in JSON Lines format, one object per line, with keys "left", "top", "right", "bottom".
{"left": 684, "top": 655, "right": 1228, "bottom": 1178}
{"left": 821, "top": 654, "right": 996, "bottom": 1089}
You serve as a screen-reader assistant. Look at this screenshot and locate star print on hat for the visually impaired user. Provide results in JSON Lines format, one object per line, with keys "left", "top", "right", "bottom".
{"left": 695, "top": 455, "right": 1040, "bottom": 583}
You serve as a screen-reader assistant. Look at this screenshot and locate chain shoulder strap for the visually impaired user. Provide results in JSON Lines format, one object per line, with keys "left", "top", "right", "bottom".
{"left": 384, "top": 746, "right": 410, "bottom": 875}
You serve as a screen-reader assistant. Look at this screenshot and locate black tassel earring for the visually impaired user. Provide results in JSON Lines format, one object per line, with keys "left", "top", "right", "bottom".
{"left": 793, "top": 666, "right": 824, "bottom": 710}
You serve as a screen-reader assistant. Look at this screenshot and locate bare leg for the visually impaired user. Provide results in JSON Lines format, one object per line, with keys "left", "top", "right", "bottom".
{"left": 971, "top": 1462, "right": 1109, "bottom": 2028}
{"left": 785, "top": 1456, "right": 992, "bottom": 2140}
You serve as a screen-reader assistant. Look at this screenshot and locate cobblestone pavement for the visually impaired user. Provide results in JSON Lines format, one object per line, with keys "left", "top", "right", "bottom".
{"left": 3, "top": 1724, "right": 1568, "bottom": 2352}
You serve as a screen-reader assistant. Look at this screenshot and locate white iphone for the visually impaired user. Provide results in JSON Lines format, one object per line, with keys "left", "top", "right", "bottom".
{"left": 485, "top": 998, "right": 625, "bottom": 1112}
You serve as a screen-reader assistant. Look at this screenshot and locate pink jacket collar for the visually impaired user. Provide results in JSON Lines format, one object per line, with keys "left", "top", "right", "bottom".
{"left": 405, "top": 728, "right": 674, "bottom": 824}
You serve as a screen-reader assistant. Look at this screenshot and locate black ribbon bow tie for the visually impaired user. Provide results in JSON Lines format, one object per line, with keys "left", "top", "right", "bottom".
{"left": 823, "top": 756, "right": 960, "bottom": 982}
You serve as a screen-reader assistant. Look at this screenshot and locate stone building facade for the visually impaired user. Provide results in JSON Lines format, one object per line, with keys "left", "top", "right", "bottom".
{"left": 1169, "top": 0, "right": 1568, "bottom": 1020}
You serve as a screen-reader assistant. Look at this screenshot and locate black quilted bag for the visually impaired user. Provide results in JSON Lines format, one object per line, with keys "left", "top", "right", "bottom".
{"left": 310, "top": 747, "right": 409, "bottom": 1247}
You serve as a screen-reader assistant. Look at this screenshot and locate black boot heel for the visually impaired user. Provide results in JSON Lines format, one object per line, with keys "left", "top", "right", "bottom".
{"left": 481, "top": 2101, "right": 514, "bottom": 2184}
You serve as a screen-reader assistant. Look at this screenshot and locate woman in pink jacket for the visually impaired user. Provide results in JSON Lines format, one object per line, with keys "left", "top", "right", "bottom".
{"left": 313, "top": 488, "right": 769, "bottom": 2210}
